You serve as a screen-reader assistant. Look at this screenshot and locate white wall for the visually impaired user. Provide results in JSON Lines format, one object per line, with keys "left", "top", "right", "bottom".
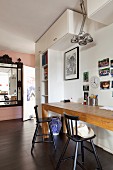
{"left": 64, "top": 23, "right": 113, "bottom": 153}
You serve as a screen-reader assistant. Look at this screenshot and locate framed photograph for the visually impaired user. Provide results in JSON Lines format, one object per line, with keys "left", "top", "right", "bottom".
{"left": 84, "top": 92, "right": 89, "bottom": 100}
{"left": 111, "top": 60, "right": 113, "bottom": 67}
{"left": 100, "top": 81, "right": 110, "bottom": 90}
{"left": 111, "top": 81, "right": 113, "bottom": 88}
{"left": 98, "top": 58, "right": 109, "bottom": 68}
{"left": 99, "top": 67, "right": 110, "bottom": 76}
{"left": 83, "top": 85, "right": 89, "bottom": 91}
{"left": 64, "top": 47, "right": 79, "bottom": 80}
{"left": 112, "top": 91, "right": 113, "bottom": 97}
{"left": 111, "top": 69, "right": 113, "bottom": 77}
{"left": 83, "top": 72, "right": 89, "bottom": 82}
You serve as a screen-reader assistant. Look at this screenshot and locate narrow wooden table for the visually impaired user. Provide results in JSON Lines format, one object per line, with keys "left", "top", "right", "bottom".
{"left": 42, "top": 102, "right": 113, "bottom": 134}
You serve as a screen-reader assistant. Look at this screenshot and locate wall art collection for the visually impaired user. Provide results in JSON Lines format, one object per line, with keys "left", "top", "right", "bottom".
{"left": 83, "top": 57, "right": 113, "bottom": 100}
{"left": 98, "top": 58, "right": 113, "bottom": 96}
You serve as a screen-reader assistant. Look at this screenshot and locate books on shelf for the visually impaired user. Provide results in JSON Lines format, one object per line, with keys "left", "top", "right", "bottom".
{"left": 42, "top": 51, "right": 48, "bottom": 66}
{"left": 44, "top": 67, "right": 48, "bottom": 80}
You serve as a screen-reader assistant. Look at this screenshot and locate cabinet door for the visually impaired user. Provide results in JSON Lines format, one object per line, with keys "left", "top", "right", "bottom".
{"left": 46, "top": 9, "right": 68, "bottom": 48}
{"left": 87, "top": 0, "right": 109, "bottom": 16}
{"left": 87, "top": 0, "right": 113, "bottom": 25}
{"left": 35, "top": 33, "right": 47, "bottom": 55}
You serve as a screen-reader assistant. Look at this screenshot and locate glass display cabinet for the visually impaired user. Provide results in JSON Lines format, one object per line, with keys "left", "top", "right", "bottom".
{"left": 0, "top": 54, "right": 23, "bottom": 107}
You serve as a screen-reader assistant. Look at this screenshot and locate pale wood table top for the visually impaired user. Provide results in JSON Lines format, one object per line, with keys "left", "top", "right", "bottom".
{"left": 42, "top": 102, "right": 113, "bottom": 131}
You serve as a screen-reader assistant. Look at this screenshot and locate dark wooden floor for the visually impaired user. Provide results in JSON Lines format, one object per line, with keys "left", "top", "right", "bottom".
{"left": 0, "top": 119, "right": 113, "bottom": 170}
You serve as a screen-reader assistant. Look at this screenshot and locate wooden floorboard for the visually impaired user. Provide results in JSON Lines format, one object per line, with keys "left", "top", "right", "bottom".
{"left": 0, "top": 119, "right": 113, "bottom": 170}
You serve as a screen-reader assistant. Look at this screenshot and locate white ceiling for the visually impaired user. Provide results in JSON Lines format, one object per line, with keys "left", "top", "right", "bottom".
{"left": 0, "top": 0, "right": 86, "bottom": 54}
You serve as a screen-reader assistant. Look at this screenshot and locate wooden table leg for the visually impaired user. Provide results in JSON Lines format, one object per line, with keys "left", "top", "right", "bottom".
{"left": 42, "top": 104, "right": 49, "bottom": 137}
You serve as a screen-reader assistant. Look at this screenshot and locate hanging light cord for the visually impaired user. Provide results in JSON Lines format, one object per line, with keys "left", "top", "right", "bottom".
{"left": 79, "top": 0, "right": 86, "bottom": 33}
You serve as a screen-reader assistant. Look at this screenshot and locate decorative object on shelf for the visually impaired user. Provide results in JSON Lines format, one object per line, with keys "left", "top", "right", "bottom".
{"left": 64, "top": 47, "right": 79, "bottom": 80}
{"left": 83, "top": 85, "right": 89, "bottom": 91}
{"left": 83, "top": 71, "right": 89, "bottom": 82}
{"left": 0, "top": 54, "right": 14, "bottom": 64}
{"left": 98, "top": 58, "right": 109, "bottom": 68}
{"left": 71, "top": 0, "right": 93, "bottom": 46}
{"left": 100, "top": 81, "right": 110, "bottom": 90}
{"left": 90, "top": 76, "right": 100, "bottom": 88}
{"left": 99, "top": 67, "right": 110, "bottom": 76}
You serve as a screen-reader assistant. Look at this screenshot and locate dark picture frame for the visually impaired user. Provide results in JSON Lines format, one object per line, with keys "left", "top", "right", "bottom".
{"left": 84, "top": 92, "right": 89, "bottom": 100}
{"left": 83, "top": 85, "right": 89, "bottom": 91}
{"left": 83, "top": 72, "right": 89, "bottom": 82}
{"left": 111, "top": 60, "right": 113, "bottom": 67}
{"left": 64, "top": 47, "right": 79, "bottom": 80}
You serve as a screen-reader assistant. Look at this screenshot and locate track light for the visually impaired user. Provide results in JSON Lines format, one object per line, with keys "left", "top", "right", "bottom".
{"left": 71, "top": 0, "right": 93, "bottom": 46}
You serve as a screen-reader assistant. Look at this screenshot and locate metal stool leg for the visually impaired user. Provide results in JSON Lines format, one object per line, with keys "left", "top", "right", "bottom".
{"left": 31, "top": 123, "right": 39, "bottom": 153}
{"left": 73, "top": 142, "right": 79, "bottom": 170}
{"left": 90, "top": 139, "right": 102, "bottom": 170}
{"left": 56, "top": 138, "right": 70, "bottom": 170}
{"left": 81, "top": 141, "right": 84, "bottom": 164}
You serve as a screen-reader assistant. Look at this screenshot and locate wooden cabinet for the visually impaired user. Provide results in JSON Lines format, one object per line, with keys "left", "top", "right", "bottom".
{"left": 87, "top": 0, "right": 113, "bottom": 25}
{"left": 35, "top": 9, "right": 82, "bottom": 55}
{"left": 35, "top": 33, "right": 47, "bottom": 55}
{"left": 46, "top": 10, "right": 68, "bottom": 49}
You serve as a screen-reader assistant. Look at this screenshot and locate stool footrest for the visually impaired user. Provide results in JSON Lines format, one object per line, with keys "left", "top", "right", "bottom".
{"left": 36, "top": 133, "right": 50, "bottom": 136}
{"left": 35, "top": 140, "right": 53, "bottom": 143}
{"left": 61, "top": 155, "right": 74, "bottom": 161}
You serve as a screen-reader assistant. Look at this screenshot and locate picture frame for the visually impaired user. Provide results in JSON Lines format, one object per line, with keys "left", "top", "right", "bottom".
{"left": 99, "top": 67, "right": 110, "bottom": 76}
{"left": 83, "top": 85, "right": 89, "bottom": 91}
{"left": 111, "top": 81, "right": 113, "bottom": 88}
{"left": 100, "top": 81, "right": 110, "bottom": 90}
{"left": 84, "top": 92, "right": 89, "bottom": 100}
{"left": 111, "top": 60, "right": 113, "bottom": 67}
{"left": 98, "top": 58, "right": 109, "bottom": 68}
{"left": 111, "top": 69, "right": 113, "bottom": 77}
{"left": 83, "top": 72, "right": 89, "bottom": 82}
{"left": 64, "top": 47, "right": 79, "bottom": 80}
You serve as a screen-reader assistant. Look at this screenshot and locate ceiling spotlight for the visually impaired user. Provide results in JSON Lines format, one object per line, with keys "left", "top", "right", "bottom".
{"left": 71, "top": 0, "right": 93, "bottom": 46}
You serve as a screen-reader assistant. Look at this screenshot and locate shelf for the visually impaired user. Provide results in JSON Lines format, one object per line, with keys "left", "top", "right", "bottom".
{"left": 42, "top": 95, "right": 48, "bottom": 97}
{"left": 42, "top": 79, "right": 48, "bottom": 82}
{"left": 42, "top": 64, "right": 48, "bottom": 68}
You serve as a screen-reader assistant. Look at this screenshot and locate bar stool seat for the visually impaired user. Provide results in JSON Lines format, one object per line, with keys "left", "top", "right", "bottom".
{"left": 56, "top": 113, "right": 102, "bottom": 170}
{"left": 31, "top": 105, "right": 56, "bottom": 153}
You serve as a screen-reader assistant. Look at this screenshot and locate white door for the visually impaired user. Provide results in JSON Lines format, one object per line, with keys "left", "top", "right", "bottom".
{"left": 23, "top": 65, "right": 35, "bottom": 121}
{"left": 35, "top": 67, "right": 42, "bottom": 118}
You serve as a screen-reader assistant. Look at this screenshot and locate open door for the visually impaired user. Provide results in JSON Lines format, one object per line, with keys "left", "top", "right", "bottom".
{"left": 23, "top": 65, "right": 35, "bottom": 121}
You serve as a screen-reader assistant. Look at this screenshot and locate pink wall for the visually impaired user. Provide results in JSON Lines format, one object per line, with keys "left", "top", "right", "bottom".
{"left": 0, "top": 50, "right": 35, "bottom": 121}
{"left": 0, "top": 50, "right": 35, "bottom": 67}
{"left": 0, "top": 106, "right": 22, "bottom": 121}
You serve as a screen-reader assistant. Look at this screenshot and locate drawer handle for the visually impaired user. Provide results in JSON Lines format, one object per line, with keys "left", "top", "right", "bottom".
{"left": 53, "top": 38, "right": 57, "bottom": 41}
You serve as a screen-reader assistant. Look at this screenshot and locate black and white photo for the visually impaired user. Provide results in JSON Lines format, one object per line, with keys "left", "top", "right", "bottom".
{"left": 64, "top": 47, "right": 79, "bottom": 80}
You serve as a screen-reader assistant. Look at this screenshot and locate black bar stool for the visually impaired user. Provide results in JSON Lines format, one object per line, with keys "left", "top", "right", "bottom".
{"left": 56, "top": 113, "right": 102, "bottom": 170}
{"left": 31, "top": 105, "right": 56, "bottom": 153}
